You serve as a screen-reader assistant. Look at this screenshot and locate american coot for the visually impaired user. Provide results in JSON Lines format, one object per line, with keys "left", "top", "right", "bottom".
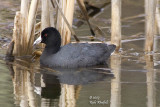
{"left": 34, "top": 27, "right": 116, "bottom": 68}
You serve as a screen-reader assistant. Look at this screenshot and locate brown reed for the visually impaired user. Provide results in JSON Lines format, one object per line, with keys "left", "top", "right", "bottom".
{"left": 111, "top": 0, "right": 121, "bottom": 52}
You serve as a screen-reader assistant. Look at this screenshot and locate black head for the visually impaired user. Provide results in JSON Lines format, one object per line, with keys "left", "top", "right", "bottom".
{"left": 41, "top": 27, "right": 61, "bottom": 47}
{"left": 40, "top": 27, "right": 61, "bottom": 54}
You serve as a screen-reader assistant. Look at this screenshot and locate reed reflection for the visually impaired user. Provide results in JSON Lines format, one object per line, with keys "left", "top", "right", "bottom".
{"left": 40, "top": 67, "right": 113, "bottom": 107}
{"left": 7, "top": 58, "right": 38, "bottom": 107}
{"left": 110, "top": 53, "right": 121, "bottom": 107}
{"left": 7, "top": 59, "right": 113, "bottom": 107}
{"left": 145, "top": 55, "right": 156, "bottom": 107}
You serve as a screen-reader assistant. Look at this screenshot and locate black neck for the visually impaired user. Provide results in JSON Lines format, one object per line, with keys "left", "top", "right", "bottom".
{"left": 44, "top": 44, "right": 61, "bottom": 54}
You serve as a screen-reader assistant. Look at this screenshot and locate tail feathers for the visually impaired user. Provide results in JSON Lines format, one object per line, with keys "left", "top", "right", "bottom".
{"left": 108, "top": 44, "right": 116, "bottom": 53}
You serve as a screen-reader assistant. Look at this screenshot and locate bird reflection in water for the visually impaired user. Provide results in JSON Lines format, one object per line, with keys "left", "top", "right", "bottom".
{"left": 6, "top": 58, "right": 113, "bottom": 107}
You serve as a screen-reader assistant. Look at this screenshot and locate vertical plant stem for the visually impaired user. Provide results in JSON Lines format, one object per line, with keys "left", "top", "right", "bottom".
{"left": 111, "top": 0, "right": 121, "bottom": 52}
{"left": 27, "top": 0, "right": 40, "bottom": 54}
{"left": 56, "top": 0, "right": 75, "bottom": 45}
{"left": 49, "top": 0, "right": 55, "bottom": 27}
{"left": 154, "top": 0, "right": 159, "bottom": 52}
{"left": 76, "top": 0, "right": 95, "bottom": 36}
{"left": 28, "top": 0, "right": 40, "bottom": 41}
{"left": 145, "top": 0, "right": 156, "bottom": 52}
{"left": 13, "top": 12, "right": 21, "bottom": 56}
{"left": 20, "top": 0, "right": 29, "bottom": 55}
{"left": 41, "top": 0, "right": 50, "bottom": 30}
{"left": 54, "top": 0, "right": 79, "bottom": 43}
{"left": 41, "top": 0, "right": 50, "bottom": 48}
{"left": 64, "top": 0, "right": 75, "bottom": 44}
{"left": 155, "top": 0, "right": 160, "bottom": 34}
{"left": 56, "top": 0, "right": 63, "bottom": 30}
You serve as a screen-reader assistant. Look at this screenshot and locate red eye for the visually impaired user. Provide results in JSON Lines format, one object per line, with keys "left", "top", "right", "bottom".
{"left": 44, "top": 34, "right": 47, "bottom": 37}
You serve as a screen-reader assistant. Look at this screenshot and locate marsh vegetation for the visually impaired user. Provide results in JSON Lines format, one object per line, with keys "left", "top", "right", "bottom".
{"left": 0, "top": 0, "right": 160, "bottom": 107}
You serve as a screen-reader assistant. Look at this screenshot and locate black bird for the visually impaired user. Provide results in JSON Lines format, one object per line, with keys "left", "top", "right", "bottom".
{"left": 34, "top": 27, "right": 116, "bottom": 68}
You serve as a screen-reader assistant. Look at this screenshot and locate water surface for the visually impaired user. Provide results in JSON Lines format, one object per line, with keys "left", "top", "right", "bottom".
{"left": 0, "top": 0, "right": 160, "bottom": 107}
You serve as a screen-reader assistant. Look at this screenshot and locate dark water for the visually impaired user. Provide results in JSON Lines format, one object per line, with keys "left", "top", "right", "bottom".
{"left": 0, "top": 0, "right": 160, "bottom": 107}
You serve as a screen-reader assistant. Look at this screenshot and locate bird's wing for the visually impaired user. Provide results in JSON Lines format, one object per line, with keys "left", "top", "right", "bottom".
{"left": 64, "top": 43, "right": 110, "bottom": 67}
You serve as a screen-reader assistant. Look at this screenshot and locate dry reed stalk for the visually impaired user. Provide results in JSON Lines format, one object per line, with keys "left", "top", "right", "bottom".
{"left": 122, "top": 14, "right": 144, "bottom": 22}
{"left": 111, "top": 0, "right": 121, "bottom": 52}
{"left": 76, "top": 0, "right": 95, "bottom": 36}
{"left": 54, "top": 0, "right": 79, "bottom": 43}
{"left": 56, "top": 0, "right": 63, "bottom": 30}
{"left": 41, "top": 0, "right": 56, "bottom": 29}
{"left": 35, "top": 22, "right": 41, "bottom": 37}
{"left": 27, "top": 0, "right": 40, "bottom": 54}
{"left": 49, "top": 0, "right": 55, "bottom": 27}
{"left": 35, "top": 22, "right": 41, "bottom": 31}
{"left": 41, "top": 0, "right": 54, "bottom": 49}
{"left": 155, "top": 0, "right": 160, "bottom": 34}
{"left": 12, "top": 0, "right": 29, "bottom": 56}
{"left": 12, "top": 0, "right": 39, "bottom": 56}
{"left": 145, "top": 0, "right": 156, "bottom": 52}
{"left": 56, "top": 0, "right": 65, "bottom": 44}
{"left": 56, "top": 0, "right": 75, "bottom": 45}
{"left": 154, "top": 1, "right": 160, "bottom": 52}
{"left": 41, "top": 0, "right": 50, "bottom": 30}
{"left": 20, "top": 0, "right": 29, "bottom": 54}
{"left": 12, "top": 12, "right": 22, "bottom": 56}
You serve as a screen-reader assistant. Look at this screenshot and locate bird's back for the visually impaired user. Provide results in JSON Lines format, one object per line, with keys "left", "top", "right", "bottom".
{"left": 40, "top": 43, "right": 116, "bottom": 68}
